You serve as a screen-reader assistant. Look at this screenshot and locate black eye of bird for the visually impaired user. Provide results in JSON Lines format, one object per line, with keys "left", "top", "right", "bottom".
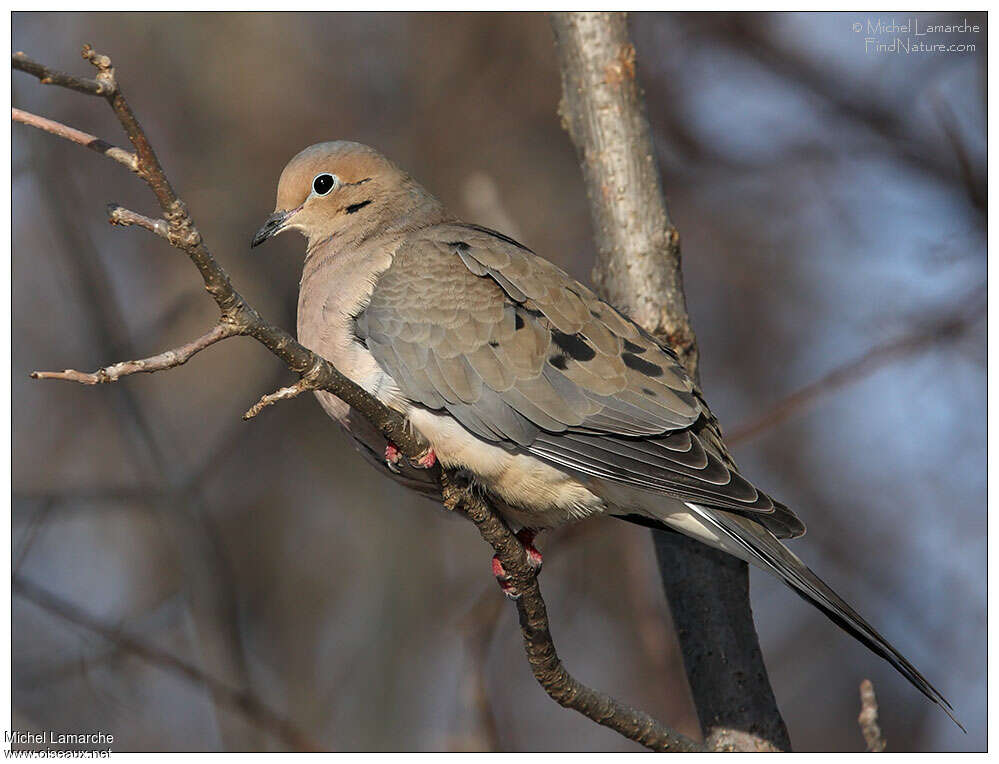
{"left": 312, "top": 173, "right": 336, "bottom": 196}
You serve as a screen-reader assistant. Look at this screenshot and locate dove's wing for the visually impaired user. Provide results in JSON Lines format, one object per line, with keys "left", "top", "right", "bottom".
{"left": 356, "top": 223, "right": 804, "bottom": 538}
{"left": 356, "top": 223, "right": 962, "bottom": 723}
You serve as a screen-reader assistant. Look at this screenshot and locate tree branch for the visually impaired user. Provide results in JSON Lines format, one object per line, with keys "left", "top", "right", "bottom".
{"left": 13, "top": 573, "right": 321, "bottom": 752}
{"left": 14, "top": 45, "right": 700, "bottom": 752}
{"left": 31, "top": 324, "right": 237, "bottom": 384}
{"left": 441, "top": 474, "right": 702, "bottom": 752}
{"left": 857, "top": 679, "right": 886, "bottom": 752}
{"left": 12, "top": 108, "right": 137, "bottom": 171}
{"left": 550, "top": 11, "right": 790, "bottom": 751}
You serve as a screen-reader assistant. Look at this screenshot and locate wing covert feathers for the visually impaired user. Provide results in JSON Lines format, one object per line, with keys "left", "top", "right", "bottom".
{"left": 357, "top": 223, "right": 804, "bottom": 537}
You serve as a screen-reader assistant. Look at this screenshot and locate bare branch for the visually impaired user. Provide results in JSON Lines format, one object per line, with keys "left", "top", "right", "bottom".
{"left": 107, "top": 204, "right": 169, "bottom": 238}
{"left": 12, "top": 51, "right": 110, "bottom": 97}
{"left": 12, "top": 108, "right": 138, "bottom": 171}
{"left": 726, "top": 293, "right": 986, "bottom": 445}
{"left": 13, "top": 574, "right": 321, "bottom": 752}
{"left": 440, "top": 474, "right": 703, "bottom": 752}
{"left": 243, "top": 378, "right": 316, "bottom": 420}
{"left": 551, "top": 12, "right": 790, "bottom": 751}
{"left": 31, "top": 324, "right": 238, "bottom": 385}
{"left": 13, "top": 46, "right": 423, "bottom": 458}
{"left": 858, "top": 679, "right": 886, "bottom": 752}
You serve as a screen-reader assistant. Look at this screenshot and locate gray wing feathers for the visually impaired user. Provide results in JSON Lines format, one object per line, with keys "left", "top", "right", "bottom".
{"left": 361, "top": 228, "right": 702, "bottom": 443}
{"left": 358, "top": 224, "right": 804, "bottom": 536}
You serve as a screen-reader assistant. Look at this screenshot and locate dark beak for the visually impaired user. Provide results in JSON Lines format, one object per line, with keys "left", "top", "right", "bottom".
{"left": 251, "top": 209, "right": 293, "bottom": 248}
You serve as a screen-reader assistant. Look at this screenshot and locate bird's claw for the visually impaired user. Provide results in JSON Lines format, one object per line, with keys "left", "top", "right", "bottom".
{"left": 517, "top": 528, "right": 543, "bottom": 571}
{"left": 492, "top": 529, "right": 543, "bottom": 599}
{"left": 492, "top": 556, "right": 520, "bottom": 599}
{"left": 386, "top": 442, "right": 436, "bottom": 472}
{"left": 384, "top": 442, "right": 402, "bottom": 473}
{"left": 410, "top": 448, "right": 437, "bottom": 469}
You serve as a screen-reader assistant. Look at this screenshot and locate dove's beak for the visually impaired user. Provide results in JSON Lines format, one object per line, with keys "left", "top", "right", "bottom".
{"left": 251, "top": 208, "right": 298, "bottom": 248}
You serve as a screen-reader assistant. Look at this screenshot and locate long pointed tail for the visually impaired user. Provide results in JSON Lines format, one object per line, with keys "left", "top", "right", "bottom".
{"left": 683, "top": 502, "right": 965, "bottom": 732}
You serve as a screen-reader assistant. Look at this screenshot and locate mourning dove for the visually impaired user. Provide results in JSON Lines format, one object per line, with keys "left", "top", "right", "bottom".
{"left": 252, "top": 141, "right": 958, "bottom": 726}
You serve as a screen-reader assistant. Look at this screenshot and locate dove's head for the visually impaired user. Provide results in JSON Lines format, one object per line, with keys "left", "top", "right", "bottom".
{"left": 251, "top": 141, "right": 444, "bottom": 250}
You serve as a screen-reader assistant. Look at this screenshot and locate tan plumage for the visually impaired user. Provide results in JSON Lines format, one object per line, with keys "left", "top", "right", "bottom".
{"left": 252, "top": 140, "right": 958, "bottom": 725}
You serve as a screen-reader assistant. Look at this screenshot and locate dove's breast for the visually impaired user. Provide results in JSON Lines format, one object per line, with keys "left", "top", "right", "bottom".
{"left": 297, "top": 239, "right": 407, "bottom": 422}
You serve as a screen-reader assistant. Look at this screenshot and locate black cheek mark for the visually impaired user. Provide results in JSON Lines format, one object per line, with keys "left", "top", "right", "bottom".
{"left": 549, "top": 354, "right": 568, "bottom": 370}
{"left": 622, "top": 352, "right": 663, "bottom": 377}
{"left": 514, "top": 313, "right": 525, "bottom": 330}
{"left": 552, "top": 330, "right": 596, "bottom": 362}
{"left": 623, "top": 339, "right": 646, "bottom": 354}
{"left": 345, "top": 200, "right": 373, "bottom": 214}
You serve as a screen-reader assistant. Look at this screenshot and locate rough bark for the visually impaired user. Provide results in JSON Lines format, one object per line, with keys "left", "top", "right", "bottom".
{"left": 550, "top": 11, "right": 791, "bottom": 751}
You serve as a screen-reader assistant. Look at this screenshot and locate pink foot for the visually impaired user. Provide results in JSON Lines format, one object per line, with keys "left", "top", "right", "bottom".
{"left": 384, "top": 442, "right": 402, "bottom": 473}
{"left": 517, "top": 528, "right": 543, "bottom": 571}
{"left": 491, "top": 556, "right": 518, "bottom": 599}
{"left": 412, "top": 449, "right": 437, "bottom": 469}
{"left": 491, "top": 529, "right": 543, "bottom": 599}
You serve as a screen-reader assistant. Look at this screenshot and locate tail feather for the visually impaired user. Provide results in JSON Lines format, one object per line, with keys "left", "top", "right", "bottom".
{"left": 683, "top": 502, "right": 965, "bottom": 732}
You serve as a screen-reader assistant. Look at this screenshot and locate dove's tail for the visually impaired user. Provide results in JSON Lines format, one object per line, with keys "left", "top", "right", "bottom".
{"left": 678, "top": 502, "right": 965, "bottom": 732}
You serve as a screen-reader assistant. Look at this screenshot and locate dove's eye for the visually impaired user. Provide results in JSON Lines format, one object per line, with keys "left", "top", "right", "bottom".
{"left": 312, "top": 173, "right": 338, "bottom": 196}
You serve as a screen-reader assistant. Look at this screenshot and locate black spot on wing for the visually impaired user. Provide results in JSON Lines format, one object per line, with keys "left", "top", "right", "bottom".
{"left": 345, "top": 200, "right": 373, "bottom": 214}
{"left": 549, "top": 354, "right": 568, "bottom": 370}
{"left": 552, "top": 330, "right": 596, "bottom": 362}
{"left": 515, "top": 313, "right": 525, "bottom": 330}
{"left": 623, "top": 339, "right": 646, "bottom": 354}
{"left": 642, "top": 387, "right": 656, "bottom": 396}
{"left": 448, "top": 241, "right": 471, "bottom": 253}
{"left": 622, "top": 352, "right": 663, "bottom": 377}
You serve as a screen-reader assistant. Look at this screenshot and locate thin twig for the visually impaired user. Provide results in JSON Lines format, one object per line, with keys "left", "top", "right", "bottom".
{"left": 13, "top": 45, "right": 698, "bottom": 752}
{"left": 107, "top": 204, "right": 169, "bottom": 238}
{"left": 858, "top": 679, "right": 886, "bottom": 752}
{"left": 31, "top": 324, "right": 238, "bottom": 384}
{"left": 12, "top": 51, "right": 110, "bottom": 96}
{"left": 243, "top": 379, "right": 314, "bottom": 420}
{"left": 13, "top": 574, "right": 322, "bottom": 752}
{"left": 12, "top": 108, "right": 137, "bottom": 171}
{"left": 726, "top": 293, "right": 986, "bottom": 445}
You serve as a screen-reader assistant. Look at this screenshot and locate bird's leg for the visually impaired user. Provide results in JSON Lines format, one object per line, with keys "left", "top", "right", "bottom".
{"left": 384, "top": 441, "right": 402, "bottom": 473}
{"left": 492, "top": 528, "right": 543, "bottom": 599}
{"left": 386, "top": 440, "right": 436, "bottom": 472}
